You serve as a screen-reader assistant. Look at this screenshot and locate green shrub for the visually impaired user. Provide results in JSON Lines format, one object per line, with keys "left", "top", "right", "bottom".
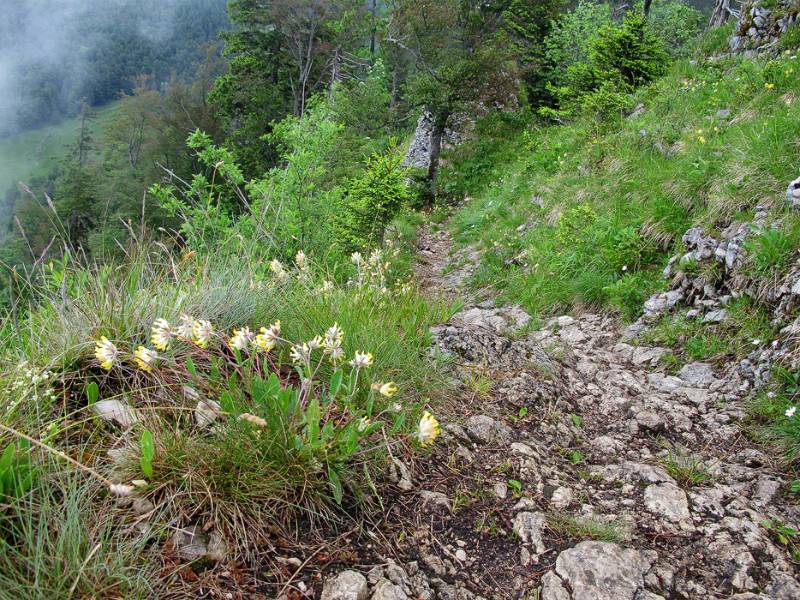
{"left": 589, "top": 12, "right": 669, "bottom": 89}
{"left": 336, "top": 146, "right": 415, "bottom": 252}
{"left": 603, "top": 271, "right": 661, "bottom": 321}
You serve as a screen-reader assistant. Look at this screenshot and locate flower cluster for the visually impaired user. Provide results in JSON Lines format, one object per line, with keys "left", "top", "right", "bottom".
{"left": 5, "top": 361, "right": 56, "bottom": 415}
{"left": 91, "top": 317, "right": 441, "bottom": 449}
{"left": 786, "top": 406, "right": 796, "bottom": 418}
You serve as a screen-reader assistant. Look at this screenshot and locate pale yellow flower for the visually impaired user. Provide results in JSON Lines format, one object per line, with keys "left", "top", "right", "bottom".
{"left": 290, "top": 343, "right": 311, "bottom": 365}
{"left": 765, "top": 82, "right": 776, "bottom": 89}
{"left": 307, "top": 336, "right": 323, "bottom": 351}
{"left": 238, "top": 413, "right": 267, "bottom": 428}
{"left": 150, "top": 318, "right": 172, "bottom": 351}
{"left": 228, "top": 327, "right": 253, "bottom": 352}
{"left": 175, "top": 314, "right": 195, "bottom": 341}
{"left": 108, "top": 483, "right": 135, "bottom": 497}
{"left": 350, "top": 351, "right": 374, "bottom": 368}
{"left": 192, "top": 320, "right": 213, "bottom": 349}
{"left": 134, "top": 346, "right": 158, "bottom": 372}
{"left": 372, "top": 381, "right": 398, "bottom": 398}
{"left": 324, "top": 323, "right": 344, "bottom": 352}
{"left": 358, "top": 416, "right": 371, "bottom": 432}
{"left": 416, "top": 411, "right": 440, "bottom": 447}
{"left": 94, "top": 336, "right": 119, "bottom": 370}
{"left": 269, "top": 259, "right": 289, "bottom": 282}
{"left": 254, "top": 321, "right": 280, "bottom": 352}
{"left": 295, "top": 250, "right": 308, "bottom": 271}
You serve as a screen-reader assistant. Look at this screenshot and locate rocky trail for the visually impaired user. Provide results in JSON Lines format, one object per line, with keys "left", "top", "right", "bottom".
{"left": 321, "top": 225, "right": 800, "bottom": 600}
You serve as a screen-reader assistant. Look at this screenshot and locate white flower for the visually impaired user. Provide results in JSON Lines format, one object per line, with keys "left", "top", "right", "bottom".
{"left": 94, "top": 337, "right": 119, "bottom": 370}
{"left": 358, "top": 416, "right": 371, "bottom": 432}
{"left": 295, "top": 251, "right": 308, "bottom": 271}
{"left": 109, "top": 483, "right": 135, "bottom": 497}
{"left": 270, "top": 259, "right": 289, "bottom": 282}
{"left": 228, "top": 327, "right": 254, "bottom": 351}
{"left": 350, "top": 351, "right": 374, "bottom": 368}
{"left": 192, "top": 319, "right": 214, "bottom": 349}
{"left": 175, "top": 314, "right": 195, "bottom": 341}
{"left": 134, "top": 346, "right": 158, "bottom": 372}
{"left": 351, "top": 252, "right": 364, "bottom": 265}
{"left": 307, "top": 336, "right": 323, "bottom": 351}
{"left": 329, "top": 347, "right": 345, "bottom": 363}
{"left": 415, "top": 411, "right": 441, "bottom": 446}
{"left": 786, "top": 406, "right": 797, "bottom": 418}
{"left": 319, "top": 280, "right": 334, "bottom": 293}
{"left": 324, "top": 323, "right": 344, "bottom": 351}
{"left": 752, "top": 339, "right": 761, "bottom": 345}
{"left": 150, "top": 318, "right": 172, "bottom": 351}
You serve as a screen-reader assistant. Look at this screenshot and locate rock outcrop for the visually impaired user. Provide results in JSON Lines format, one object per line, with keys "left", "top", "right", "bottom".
{"left": 729, "top": 0, "right": 799, "bottom": 55}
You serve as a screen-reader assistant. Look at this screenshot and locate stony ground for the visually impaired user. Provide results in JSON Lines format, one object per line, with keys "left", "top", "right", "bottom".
{"left": 319, "top": 225, "right": 800, "bottom": 600}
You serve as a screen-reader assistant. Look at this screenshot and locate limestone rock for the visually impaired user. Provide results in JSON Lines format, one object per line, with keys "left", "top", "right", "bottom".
{"left": 322, "top": 571, "right": 369, "bottom": 600}
{"left": 513, "top": 511, "right": 547, "bottom": 555}
{"left": 643, "top": 483, "right": 693, "bottom": 530}
{"left": 466, "top": 415, "right": 512, "bottom": 444}
{"left": 545, "top": 542, "right": 651, "bottom": 600}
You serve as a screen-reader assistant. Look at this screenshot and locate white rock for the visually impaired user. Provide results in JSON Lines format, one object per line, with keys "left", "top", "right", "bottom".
{"left": 322, "top": 571, "right": 369, "bottom": 600}
{"left": 92, "top": 399, "right": 140, "bottom": 427}
{"left": 513, "top": 511, "right": 547, "bottom": 555}
{"left": 643, "top": 482, "right": 693, "bottom": 531}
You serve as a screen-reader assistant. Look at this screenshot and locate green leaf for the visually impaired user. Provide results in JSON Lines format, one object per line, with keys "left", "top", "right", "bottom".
{"left": 220, "top": 391, "right": 237, "bottom": 414}
{"left": 329, "top": 369, "right": 343, "bottom": 399}
{"left": 185, "top": 357, "right": 196, "bottom": 377}
{"left": 139, "top": 430, "right": 155, "bottom": 479}
{"left": 508, "top": 479, "right": 523, "bottom": 493}
{"left": 328, "top": 467, "right": 343, "bottom": 505}
{"left": 86, "top": 382, "right": 99, "bottom": 405}
{"left": 570, "top": 413, "right": 583, "bottom": 428}
{"left": 305, "top": 397, "right": 320, "bottom": 443}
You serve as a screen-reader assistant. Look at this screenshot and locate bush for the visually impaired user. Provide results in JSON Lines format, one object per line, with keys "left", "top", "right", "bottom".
{"left": 649, "top": 0, "right": 704, "bottom": 58}
{"left": 336, "top": 146, "right": 415, "bottom": 252}
{"left": 589, "top": 12, "right": 669, "bottom": 89}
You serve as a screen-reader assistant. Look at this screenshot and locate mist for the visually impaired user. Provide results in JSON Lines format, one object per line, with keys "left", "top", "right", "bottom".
{"left": 0, "top": 0, "right": 227, "bottom": 138}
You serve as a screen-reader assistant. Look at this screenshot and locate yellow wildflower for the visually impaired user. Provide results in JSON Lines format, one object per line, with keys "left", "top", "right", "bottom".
{"left": 254, "top": 321, "right": 280, "bottom": 352}
{"left": 150, "top": 318, "right": 172, "bottom": 351}
{"left": 175, "top": 314, "right": 195, "bottom": 341}
{"left": 372, "top": 382, "right": 398, "bottom": 398}
{"left": 94, "top": 336, "right": 119, "bottom": 370}
{"left": 192, "top": 320, "right": 213, "bottom": 349}
{"left": 228, "top": 327, "right": 253, "bottom": 352}
{"left": 416, "top": 411, "right": 441, "bottom": 447}
{"left": 350, "top": 351, "right": 374, "bottom": 368}
{"left": 134, "top": 346, "right": 158, "bottom": 372}
{"left": 765, "top": 83, "right": 775, "bottom": 89}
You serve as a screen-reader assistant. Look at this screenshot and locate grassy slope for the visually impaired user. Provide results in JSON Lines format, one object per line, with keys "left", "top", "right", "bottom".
{"left": 0, "top": 102, "right": 121, "bottom": 195}
{"left": 440, "top": 49, "right": 800, "bottom": 324}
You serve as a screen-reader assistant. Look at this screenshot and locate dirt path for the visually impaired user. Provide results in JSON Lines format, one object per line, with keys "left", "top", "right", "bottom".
{"left": 322, "top": 224, "right": 800, "bottom": 600}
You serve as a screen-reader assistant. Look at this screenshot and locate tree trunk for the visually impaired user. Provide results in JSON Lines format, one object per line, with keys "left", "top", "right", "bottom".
{"left": 709, "top": 0, "right": 731, "bottom": 28}
{"left": 643, "top": 0, "right": 653, "bottom": 18}
{"left": 426, "top": 111, "right": 449, "bottom": 204}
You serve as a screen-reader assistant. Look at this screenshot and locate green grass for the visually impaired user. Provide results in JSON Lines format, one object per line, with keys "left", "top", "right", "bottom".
{"left": 0, "top": 102, "right": 121, "bottom": 196}
{"left": 0, "top": 469, "right": 156, "bottom": 599}
{"left": 661, "top": 451, "right": 712, "bottom": 487}
{"left": 0, "top": 239, "right": 454, "bottom": 582}
{"left": 547, "top": 512, "right": 627, "bottom": 543}
{"left": 639, "top": 297, "right": 777, "bottom": 364}
{"left": 439, "top": 52, "right": 800, "bottom": 320}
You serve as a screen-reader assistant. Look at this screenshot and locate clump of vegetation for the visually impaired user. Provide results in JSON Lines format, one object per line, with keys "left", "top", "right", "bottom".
{"left": 661, "top": 451, "right": 712, "bottom": 487}
{"left": 548, "top": 512, "right": 627, "bottom": 543}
